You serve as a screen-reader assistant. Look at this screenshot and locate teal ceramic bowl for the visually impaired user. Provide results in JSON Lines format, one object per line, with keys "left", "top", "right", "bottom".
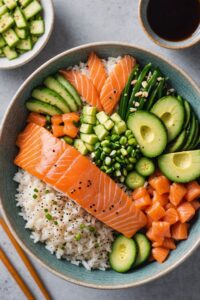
{"left": 0, "top": 42, "right": 200, "bottom": 289}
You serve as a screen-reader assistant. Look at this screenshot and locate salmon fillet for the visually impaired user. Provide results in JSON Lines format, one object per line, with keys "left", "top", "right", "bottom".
{"left": 59, "top": 69, "right": 102, "bottom": 111}
{"left": 100, "top": 55, "right": 136, "bottom": 114}
{"left": 87, "top": 52, "right": 107, "bottom": 94}
{"left": 15, "top": 123, "right": 146, "bottom": 237}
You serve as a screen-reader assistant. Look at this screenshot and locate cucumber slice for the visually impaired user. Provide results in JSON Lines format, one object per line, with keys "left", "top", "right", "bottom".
{"left": 167, "top": 129, "right": 187, "bottom": 153}
{"left": 182, "top": 113, "right": 196, "bottom": 151}
{"left": 134, "top": 233, "right": 151, "bottom": 267}
{"left": 13, "top": 7, "right": 27, "bottom": 28}
{"left": 3, "top": 44, "right": 17, "bottom": 59}
{"left": 125, "top": 171, "right": 145, "bottom": 189}
{"left": 82, "top": 105, "right": 97, "bottom": 117}
{"left": 0, "top": 5, "right": 8, "bottom": 17}
{"left": 30, "top": 19, "right": 44, "bottom": 35}
{"left": 79, "top": 123, "right": 93, "bottom": 134}
{"left": 81, "top": 114, "right": 96, "bottom": 125}
{"left": 3, "top": 0, "right": 17, "bottom": 10}
{"left": 96, "top": 111, "right": 109, "bottom": 123}
{"left": 127, "top": 111, "right": 167, "bottom": 158}
{"left": 135, "top": 157, "right": 155, "bottom": 177}
{"left": 16, "top": 36, "right": 32, "bottom": 50}
{"left": 18, "top": 0, "right": 32, "bottom": 8}
{"left": 23, "top": 0, "right": 42, "bottom": 20}
{"left": 80, "top": 133, "right": 98, "bottom": 145}
{"left": 56, "top": 74, "right": 82, "bottom": 107}
{"left": 93, "top": 124, "right": 109, "bottom": 141}
{"left": 2, "top": 28, "right": 19, "bottom": 47}
{"left": 0, "top": 12, "right": 14, "bottom": 33}
{"left": 151, "top": 96, "right": 185, "bottom": 142}
{"left": 26, "top": 99, "right": 62, "bottom": 116}
{"left": 32, "top": 88, "right": 70, "bottom": 113}
{"left": 14, "top": 26, "right": 27, "bottom": 39}
{"left": 109, "top": 235, "right": 137, "bottom": 273}
{"left": 183, "top": 100, "right": 191, "bottom": 129}
{"left": 74, "top": 139, "right": 88, "bottom": 155}
{"left": 44, "top": 76, "right": 77, "bottom": 112}
{"left": 0, "top": 33, "right": 6, "bottom": 47}
{"left": 104, "top": 119, "right": 114, "bottom": 130}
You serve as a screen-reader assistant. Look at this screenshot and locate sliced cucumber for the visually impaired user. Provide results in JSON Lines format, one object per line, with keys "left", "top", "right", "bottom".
{"left": 13, "top": 7, "right": 27, "bottom": 28}
{"left": 182, "top": 113, "right": 196, "bottom": 151}
{"left": 133, "top": 233, "right": 151, "bottom": 267}
{"left": 3, "top": 44, "right": 17, "bottom": 59}
{"left": 56, "top": 74, "right": 82, "bottom": 107}
{"left": 30, "top": 19, "right": 44, "bottom": 35}
{"left": 0, "top": 5, "right": 7, "bottom": 17}
{"left": 23, "top": 0, "right": 42, "bottom": 20}
{"left": 79, "top": 123, "right": 93, "bottom": 134}
{"left": 167, "top": 129, "right": 187, "bottom": 153}
{"left": 0, "top": 12, "right": 14, "bottom": 33}
{"left": 127, "top": 111, "right": 167, "bottom": 158}
{"left": 32, "top": 88, "right": 70, "bottom": 113}
{"left": 151, "top": 96, "right": 185, "bottom": 142}
{"left": 96, "top": 111, "right": 109, "bottom": 123}
{"left": 74, "top": 139, "right": 88, "bottom": 155}
{"left": 0, "top": 33, "right": 6, "bottom": 47}
{"left": 81, "top": 114, "right": 96, "bottom": 125}
{"left": 44, "top": 76, "right": 78, "bottom": 112}
{"left": 135, "top": 157, "right": 155, "bottom": 177}
{"left": 80, "top": 133, "right": 98, "bottom": 145}
{"left": 3, "top": 0, "right": 17, "bottom": 10}
{"left": 26, "top": 99, "right": 62, "bottom": 116}
{"left": 2, "top": 27, "right": 19, "bottom": 47}
{"left": 125, "top": 171, "right": 145, "bottom": 189}
{"left": 14, "top": 26, "right": 27, "bottom": 39}
{"left": 18, "top": 0, "right": 32, "bottom": 8}
{"left": 16, "top": 36, "right": 32, "bottom": 50}
{"left": 93, "top": 124, "right": 109, "bottom": 141}
{"left": 183, "top": 100, "right": 191, "bottom": 129}
{"left": 109, "top": 235, "right": 137, "bottom": 273}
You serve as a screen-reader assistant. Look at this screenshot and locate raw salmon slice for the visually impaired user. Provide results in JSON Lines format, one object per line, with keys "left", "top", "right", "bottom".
{"left": 185, "top": 181, "right": 200, "bottom": 202}
{"left": 152, "top": 247, "right": 169, "bottom": 263}
{"left": 100, "top": 55, "right": 136, "bottom": 114}
{"left": 176, "top": 202, "right": 195, "bottom": 223}
{"left": 163, "top": 208, "right": 179, "bottom": 225}
{"left": 171, "top": 222, "right": 188, "bottom": 240}
{"left": 59, "top": 69, "right": 102, "bottom": 111}
{"left": 14, "top": 123, "right": 146, "bottom": 237}
{"left": 87, "top": 52, "right": 107, "bottom": 94}
{"left": 27, "top": 112, "right": 46, "bottom": 127}
{"left": 169, "top": 183, "right": 187, "bottom": 206}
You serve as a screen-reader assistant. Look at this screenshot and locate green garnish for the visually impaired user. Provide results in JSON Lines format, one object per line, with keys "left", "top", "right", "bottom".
{"left": 34, "top": 188, "right": 38, "bottom": 193}
{"left": 45, "top": 190, "right": 50, "bottom": 194}
{"left": 45, "top": 213, "right": 52, "bottom": 221}
{"left": 44, "top": 208, "right": 48, "bottom": 213}
{"left": 74, "top": 233, "right": 81, "bottom": 241}
{"left": 54, "top": 221, "right": 58, "bottom": 225}
{"left": 33, "top": 194, "right": 37, "bottom": 199}
{"left": 80, "top": 224, "right": 85, "bottom": 229}
{"left": 88, "top": 226, "right": 96, "bottom": 232}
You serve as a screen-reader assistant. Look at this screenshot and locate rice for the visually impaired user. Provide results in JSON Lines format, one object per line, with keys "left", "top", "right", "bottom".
{"left": 14, "top": 169, "right": 114, "bottom": 271}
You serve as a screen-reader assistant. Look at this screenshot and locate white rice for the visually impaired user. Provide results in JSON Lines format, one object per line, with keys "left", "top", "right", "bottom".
{"left": 14, "top": 169, "right": 114, "bottom": 270}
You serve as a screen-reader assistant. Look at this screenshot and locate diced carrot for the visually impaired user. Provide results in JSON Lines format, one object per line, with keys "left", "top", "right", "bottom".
{"left": 145, "top": 215, "right": 153, "bottom": 229}
{"left": 169, "top": 183, "right": 187, "bottom": 207}
{"left": 171, "top": 222, "right": 188, "bottom": 240}
{"left": 162, "top": 238, "right": 176, "bottom": 250}
{"left": 149, "top": 176, "right": 170, "bottom": 195}
{"left": 176, "top": 202, "right": 195, "bottom": 223}
{"left": 185, "top": 181, "right": 200, "bottom": 202}
{"left": 132, "top": 187, "right": 148, "bottom": 200}
{"left": 52, "top": 125, "right": 65, "bottom": 137}
{"left": 152, "top": 221, "right": 171, "bottom": 238}
{"left": 134, "top": 194, "right": 152, "bottom": 210}
{"left": 152, "top": 191, "right": 169, "bottom": 207}
{"left": 64, "top": 122, "right": 79, "bottom": 138}
{"left": 146, "top": 227, "right": 164, "bottom": 244}
{"left": 146, "top": 201, "right": 166, "bottom": 221}
{"left": 191, "top": 200, "right": 200, "bottom": 211}
{"left": 163, "top": 208, "right": 179, "bottom": 225}
{"left": 51, "top": 115, "right": 63, "bottom": 125}
{"left": 27, "top": 112, "right": 46, "bottom": 127}
{"left": 152, "top": 247, "right": 169, "bottom": 263}
{"left": 62, "top": 112, "right": 80, "bottom": 122}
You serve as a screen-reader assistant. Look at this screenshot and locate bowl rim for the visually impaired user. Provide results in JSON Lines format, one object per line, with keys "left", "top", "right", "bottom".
{"left": 0, "top": 41, "right": 200, "bottom": 289}
{"left": 0, "top": 0, "right": 55, "bottom": 70}
{"left": 138, "top": 0, "right": 200, "bottom": 50}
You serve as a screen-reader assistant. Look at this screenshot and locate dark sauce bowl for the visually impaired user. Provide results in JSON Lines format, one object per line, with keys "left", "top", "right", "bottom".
{"left": 139, "top": 0, "right": 200, "bottom": 49}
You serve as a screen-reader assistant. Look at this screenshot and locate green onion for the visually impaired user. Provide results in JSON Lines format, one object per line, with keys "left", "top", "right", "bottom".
{"left": 105, "top": 156, "right": 112, "bottom": 165}
{"left": 122, "top": 169, "right": 128, "bottom": 176}
{"left": 106, "top": 167, "right": 113, "bottom": 174}
{"left": 119, "top": 136, "right": 127, "bottom": 145}
{"left": 88, "top": 226, "right": 96, "bottom": 232}
{"left": 128, "top": 138, "right": 136, "bottom": 145}
{"left": 45, "top": 213, "right": 52, "bottom": 221}
{"left": 129, "top": 157, "right": 137, "bottom": 163}
{"left": 44, "top": 208, "right": 48, "bottom": 213}
{"left": 45, "top": 190, "right": 50, "bottom": 194}
{"left": 110, "top": 150, "right": 117, "bottom": 157}
{"left": 101, "top": 140, "right": 110, "bottom": 147}
{"left": 54, "top": 221, "right": 58, "bottom": 225}
{"left": 91, "top": 152, "right": 96, "bottom": 159}
{"left": 111, "top": 134, "right": 119, "bottom": 142}
{"left": 119, "top": 176, "right": 125, "bottom": 183}
{"left": 94, "top": 142, "right": 101, "bottom": 150}
{"left": 103, "top": 147, "right": 111, "bottom": 154}
{"left": 95, "top": 150, "right": 101, "bottom": 159}
{"left": 114, "top": 162, "right": 121, "bottom": 170}
{"left": 74, "top": 233, "right": 81, "bottom": 241}
{"left": 80, "top": 224, "right": 85, "bottom": 229}
{"left": 100, "top": 152, "right": 106, "bottom": 160}
{"left": 34, "top": 188, "right": 38, "bottom": 193}
{"left": 115, "top": 170, "right": 121, "bottom": 177}
{"left": 33, "top": 194, "right": 37, "bottom": 199}
{"left": 121, "top": 148, "right": 128, "bottom": 156}
{"left": 100, "top": 166, "right": 107, "bottom": 172}
{"left": 127, "top": 163, "right": 134, "bottom": 170}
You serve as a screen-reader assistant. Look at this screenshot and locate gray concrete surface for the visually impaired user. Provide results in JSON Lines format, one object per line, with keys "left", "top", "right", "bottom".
{"left": 0, "top": 1, "right": 200, "bottom": 299}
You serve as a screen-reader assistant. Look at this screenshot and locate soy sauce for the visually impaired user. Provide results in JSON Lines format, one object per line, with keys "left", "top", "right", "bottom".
{"left": 147, "top": 0, "right": 200, "bottom": 42}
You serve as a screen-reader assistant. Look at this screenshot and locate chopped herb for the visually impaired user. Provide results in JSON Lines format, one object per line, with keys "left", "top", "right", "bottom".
{"left": 33, "top": 194, "right": 37, "bottom": 199}
{"left": 44, "top": 208, "right": 48, "bottom": 213}
{"left": 45, "top": 190, "right": 50, "bottom": 194}
{"left": 45, "top": 213, "right": 52, "bottom": 221}
{"left": 95, "top": 243, "right": 99, "bottom": 248}
{"left": 80, "top": 224, "right": 85, "bottom": 229}
{"left": 34, "top": 188, "right": 38, "bottom": 193}
{"left": 61, "top": 246, "right": 65, "bottom": 250}
{"left": 54, "top": 221, "right": 58, "bottom": 225}
{"left": 74, "top": 233, "right": 81, "bottom": 241}
{"left": 88, "top": 226, "right": 96, "bottom": 233}
{"left": 52, "top": 201, "right": 57, "bottom": 205}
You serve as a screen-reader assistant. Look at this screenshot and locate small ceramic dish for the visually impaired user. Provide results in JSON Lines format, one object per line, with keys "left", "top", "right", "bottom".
{"left": 138, "top": 0, "right": 200, "bottom": 49}
{"left": 0, "top": 0, "right": 54, "bottom": 70}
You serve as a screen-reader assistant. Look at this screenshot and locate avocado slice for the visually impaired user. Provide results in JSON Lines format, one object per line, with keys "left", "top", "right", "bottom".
{"left": 183, "top": 100, "right": 191, "bottom": 129}
{"left": 26, "top": 99, "right": 62, "bottom": 116}
{"left": 158, "top": 150, "right": 200, "bottom": 183}
{"left": 127, "top": 111, "right": 167, "bottom": 158}
{"left": 167, "top": 129, "right": 187, "bottom": 153}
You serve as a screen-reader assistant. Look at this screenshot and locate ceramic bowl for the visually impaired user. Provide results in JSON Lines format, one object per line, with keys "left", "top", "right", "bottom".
{"left": 138, "top": 0, "right": 200, "bottom": 49}
{"left": 0, "top": 0, "right": 54, "bottom": 69}
{"left": 0, "top": 42, "right": 200, "bottom": 289}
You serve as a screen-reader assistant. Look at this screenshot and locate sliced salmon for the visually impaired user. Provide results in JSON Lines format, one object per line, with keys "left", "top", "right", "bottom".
{"left": 152, "top": 238, "right": 176, "bottom": 250}
{"left": 152, "top": 247, "right": 169, "bottom": 263}
{"left": 133, "top": 194, "right": 152, "bottom": 210}
{"left": 149, "top": 175, "right": 170, "bottom": 195}
{"left": 169, "top": 183, "right": 187, "bottom": 207}
{"left": 176, "top": 202, "right": 195, "bottom": 223}
{"left": 146, "top": 201, "right": 166, "bottom": 221}
{"left": 171, "top": 222, "right": 188, "bottom": 240}
{"left": 146, "top": 215, "right": 153, "bottom": 229}
{"left": 100, "top": 55, "right": 136, "bottom": 114}
{"left": 191, "top": 200, "right": 200, "bottom": 211}
{"left": 146, "top": 227, "right": 164, "bottom": 244}
{"left": 163, "top": 208, "right": 179, "bottom": 225}
{"left": 87, "top": 52, "right": 107, "bottom": 94}
{"left": 185, "top": 181, "right": 200, "bottom": 202}
{"left": 59, "top": 69, "right": 102, "bottom": 111}
{"left": 132, "top": 187, "right": 148, "bottom": 200}
{"left": 14, "top": 123, "right": 147, "bottom": 238}
{"left": 152, "top": 191, "right": 169, "bottom": 207}
{"left": 152, "top": 221, "right": 171, "bottom": 238}
{"left": 27, "top": 112, "right": 46, "bottom": 127}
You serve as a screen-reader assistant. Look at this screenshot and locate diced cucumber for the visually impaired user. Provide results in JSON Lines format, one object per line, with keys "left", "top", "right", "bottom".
{"left": 32, "top": 88, "right": 70, "bottom": 114}
{"left": 113, "top": 121, "right": 126, "bottom": 134}
{"left": 16, "top": 36, "right": 32, "bottom": 50}
{"left": 79, "top": 123, "right": 93, "bottom": 134}
{"left": 13, "top": 7, "right": 27, "bottom": 28}
{"left": 111, "top": 112, "right": 122, "bottom": 123}
{"left": 56, "top": 74, "right": 82, "bottom": 107}
{"left": 82, "top": 105, "right": 97, "bottom": 116}
{"left": 0, "top": 33, "right": 6, "bottom": 47}
{"left": 0, "top": 5, "right": 7, "bottom": 16}
{"left": 26, "top": 99, "right": 62, "bottom": 116}
{"left": 96, "top": 111, "right": 109, "bottom": 123}
{"left": 93, "top": 124, "right": 109, "bottom": 141}
{"left": 31, "top": 34, "right": 37, "bottom": 44}
{"left": 0, "top": 12, "right": 14, "bottom": 33}
{"left": 133, "top": 233, "right": 151, "bottom": 267}
{"left": 135, "top": 157, "right": 155, "bottom": 177}
{"left": 23, "top": 0, "right": 42, "bottom": 20}
{"left": 18, "top": 0, "right": 32, "bottom": 8}
{"left": 3, "top": 45, "right": 17, "bottom": 59}
{"left": 85, "top": 142, "right": 94, "bottom": 152}
{"left": 109, "top": 235, "right": 137, "bottom": 273}
{"left": 3, "top": 28, "right": 19, "bottom": 47}
{"left": 125, "top": 171, "right": 145, "bottom": 189}
{"left": 30, "top": 19, "right": 44, "bottom": 35}
{"left": 80, "top": 133, "right": 98, "bottom": 145}
{"left": 104, "top": 119, "right": 114, "bottom": 130}
{"left": 44, "top": 76, "right": 77, "bottom": 112}
{"left": 0, "top": 1, "right": 3, "bottom": 6}
{"left": 74, "top": 139, "right": 88, "bottom": 155}
{"left": 3, "top": 0, "right": 17, "bottom": 10}
{"left": 81, "top": 114, "right": 96, "bottom": 125}
{"left": 14, "top": 26, "right": 27, "bottom": 39}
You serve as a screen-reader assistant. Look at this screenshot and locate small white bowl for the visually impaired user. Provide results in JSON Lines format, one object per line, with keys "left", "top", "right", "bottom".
{"left": 0, "top": 0, "right": 54, "bottom": 69}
